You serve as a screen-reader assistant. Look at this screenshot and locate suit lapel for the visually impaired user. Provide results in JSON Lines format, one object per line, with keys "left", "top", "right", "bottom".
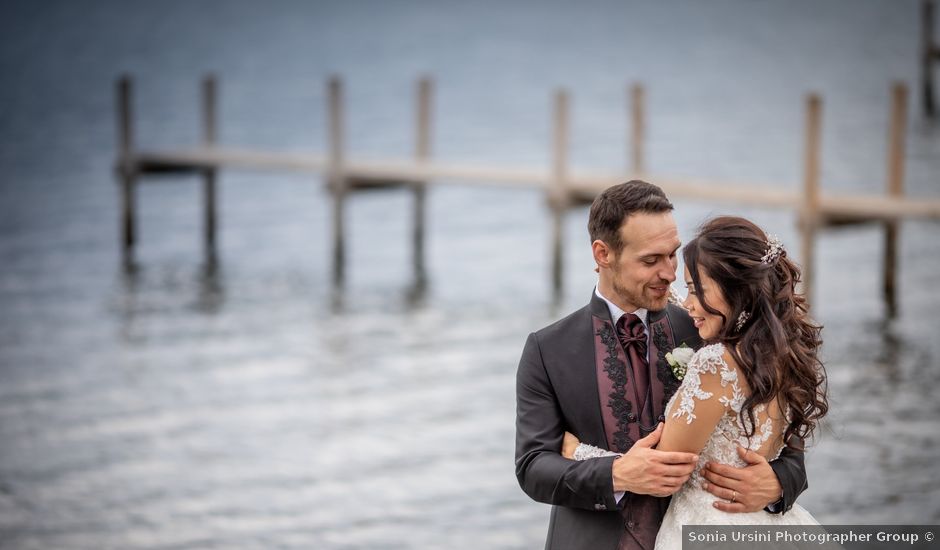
{"left": 649, "top": 304, "right": 701, "bottom": 417}
{"left": 647, "top": 308, "right": 675, "bottom": 419}
{"left": 554, "top": 293, "right": 612, "bottom": 449}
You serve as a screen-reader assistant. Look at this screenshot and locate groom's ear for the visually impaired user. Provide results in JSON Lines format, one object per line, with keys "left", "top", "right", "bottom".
{"left": 592, "top": 240, "right": 613, "bottom": 268}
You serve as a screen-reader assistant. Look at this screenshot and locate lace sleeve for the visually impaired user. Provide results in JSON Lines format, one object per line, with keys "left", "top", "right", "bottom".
{"left": 573, "top": 442, "right": 620, "bottom": 461}
{"left": 659, "top": 344, "right": 742, "bottom": 454}
{"left": 670, "top": 343, "right": 742, "bottom": 424}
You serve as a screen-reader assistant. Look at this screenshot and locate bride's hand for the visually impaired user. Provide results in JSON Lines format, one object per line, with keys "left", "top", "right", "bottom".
{"left": 561, "top": 431, "right": 581, "bottom": 459}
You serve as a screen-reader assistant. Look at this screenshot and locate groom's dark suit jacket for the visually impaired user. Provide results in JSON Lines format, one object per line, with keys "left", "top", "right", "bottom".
{"left": 515, "top": 292, "right": 808, "bottom": 550}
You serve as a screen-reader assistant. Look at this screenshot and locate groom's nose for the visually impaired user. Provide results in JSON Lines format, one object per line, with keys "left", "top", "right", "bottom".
{"left": 658, "top": 266, "right": 676, "bottom": 283}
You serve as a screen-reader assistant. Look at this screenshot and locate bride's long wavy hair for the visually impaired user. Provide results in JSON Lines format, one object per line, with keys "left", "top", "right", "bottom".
{"left": 683, "top": 216, "right": 828, "bottom": 444}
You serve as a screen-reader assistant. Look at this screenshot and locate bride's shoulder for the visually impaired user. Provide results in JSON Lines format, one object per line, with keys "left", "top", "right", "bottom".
{"left": 690, "top": 343, "right": 740, "bottom": 381}
{"left": 682, "top": 344, "right": 746, "bottom": 410}
{"left": 690, "top": 343, "right": 726, "bottom": 370}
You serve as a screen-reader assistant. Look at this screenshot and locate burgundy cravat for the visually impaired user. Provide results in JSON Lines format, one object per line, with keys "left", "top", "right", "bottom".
{"left": 616, "top": 313, "right": 650, "bottom": 415}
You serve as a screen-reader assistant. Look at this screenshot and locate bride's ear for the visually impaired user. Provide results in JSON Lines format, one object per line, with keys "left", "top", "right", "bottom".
{"left": 592, "top": 240, "right": 613, "bottom": 269}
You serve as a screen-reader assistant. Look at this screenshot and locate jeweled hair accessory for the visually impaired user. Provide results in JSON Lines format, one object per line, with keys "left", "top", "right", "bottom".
{"left": 760, "top": 234, "right": 785, "bottom": 265}
{"left": 734, "top": 311, "right": 750, "bottom": 332}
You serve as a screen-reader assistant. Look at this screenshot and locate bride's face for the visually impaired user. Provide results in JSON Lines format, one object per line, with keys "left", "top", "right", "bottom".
{"left": 682, "top": 265, "right": 731, "bottom": 340}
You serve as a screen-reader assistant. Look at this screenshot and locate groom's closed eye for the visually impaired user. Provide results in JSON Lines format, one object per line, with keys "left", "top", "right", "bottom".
{"left": 641, "top": 254, "right": 674, "bottom": 265}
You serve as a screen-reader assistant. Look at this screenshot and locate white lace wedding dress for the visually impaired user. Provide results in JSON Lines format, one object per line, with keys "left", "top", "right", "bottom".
{"left": 574, "top": 343, "right": 819, "bottom": 550}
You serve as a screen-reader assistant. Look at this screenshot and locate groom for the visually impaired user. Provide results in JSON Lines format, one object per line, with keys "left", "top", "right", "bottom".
{"left": 515, "top": 181, "right": 808, "bottom": 550}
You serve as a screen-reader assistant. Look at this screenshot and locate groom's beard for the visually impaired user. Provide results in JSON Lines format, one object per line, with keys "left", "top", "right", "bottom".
{"left": 611, "top": 276, "right": 671, "bottom": 312}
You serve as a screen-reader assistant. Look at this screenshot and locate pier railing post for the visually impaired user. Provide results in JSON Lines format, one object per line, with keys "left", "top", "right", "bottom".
{"left": 630, "top": 83, "right": 645, "bottom": 175}
{"left": 550, "top": 89, "right": 569, "bottom": 303}
{"left": 923, "top": 0, "right": 937, "bottom": 117}
{"left": 413, "top": 76, "right": 431, "bottom": 292}
{"left": 117, "top": 75, "right": 137, "bottom": 269}
{"left": 328, "top": 76, "right": 347, "bottom": 288}
{"left": 884, "top": 83, "right": 908, "bottom": 319}
{"left": 799, "top": 94, "right": 822, "bottom": 310}
{"left": 202, "top": 74, "right": 218, "bottom": 268}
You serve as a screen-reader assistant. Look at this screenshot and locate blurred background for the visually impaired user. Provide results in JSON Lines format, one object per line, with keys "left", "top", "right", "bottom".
{"left": 1, "top": 0, "right": 939, "bottom": 548}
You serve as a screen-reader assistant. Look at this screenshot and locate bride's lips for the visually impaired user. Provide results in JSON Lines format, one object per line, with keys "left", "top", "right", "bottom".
{"left": 690, "top": 316, "right": 705, "bottom": 328}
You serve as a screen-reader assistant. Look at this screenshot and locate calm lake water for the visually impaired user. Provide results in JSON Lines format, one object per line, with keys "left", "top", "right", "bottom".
{"left": 1, "top": 1, "right": 938, "bottom": 548}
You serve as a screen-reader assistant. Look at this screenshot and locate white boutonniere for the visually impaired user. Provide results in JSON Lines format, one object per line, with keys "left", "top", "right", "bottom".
{"left": 665, "top": 344, "right": 694, "bottom": 380}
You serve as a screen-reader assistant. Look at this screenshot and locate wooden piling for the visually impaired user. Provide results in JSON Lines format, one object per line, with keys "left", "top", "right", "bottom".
{"left": 117, "top": 75, "right": 136, "bottom": 268}
{"left": 551, "top": 90, "right": 569, "bottom": 302}
{"left": 799, "top": 94, "right": 822, "bottom": 309}
{"left": 884, "top": 83, "right": 908, "bottom": 318}
{"left": 630, "top": 84, "right": 645, "bottom": 175}
{"left": 923, "top": 0, "right": 937, "bottom": 117}
{"left": 202, "top": 75, "right": 218, "bottom": 267}
{"left": 328, "top": 76, "right": 346, "bottom": 288}
{"left": 413, "top": 77, "right": 431, "bottom": 290}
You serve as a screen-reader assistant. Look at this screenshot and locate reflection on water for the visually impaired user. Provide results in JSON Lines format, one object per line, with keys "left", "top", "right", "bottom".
{"left": 872, "top": 320, "right": 902, "bottom": 383}
{"left": 2, "top": 216, "right": 938, "bottom": 549}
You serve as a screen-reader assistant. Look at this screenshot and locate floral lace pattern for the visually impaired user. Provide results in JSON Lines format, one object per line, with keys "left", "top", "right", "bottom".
{"left": 597, "top": 322, "right": 635, "bottom": 452}
{"left": 572, "top": 443, "right": 619, "bottom": 461}
{"left": 664, "top": 344, "right": 784, "bottom": 482}
{"left": 573, "top": 343, "right": 818, "bottom": 549}
{"left": 573, "top": 343, "right": 784, "bottom": 464}
{"left": 656, "top": 344, "right": 818, "bottom": 549}
{"left": 670, "top": 344, "right": 733, "bottom": 425}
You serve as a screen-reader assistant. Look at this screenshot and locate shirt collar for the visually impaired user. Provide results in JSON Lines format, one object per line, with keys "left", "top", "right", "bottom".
{"left": 594, "top": 286, "right": 648, "bottom": 328}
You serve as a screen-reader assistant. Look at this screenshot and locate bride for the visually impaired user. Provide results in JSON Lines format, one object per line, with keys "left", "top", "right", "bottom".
{"left": 564, "top": 216, "right": 829, "bottom": 549}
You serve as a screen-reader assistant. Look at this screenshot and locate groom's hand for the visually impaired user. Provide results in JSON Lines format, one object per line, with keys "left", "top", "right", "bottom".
{"left": 612, "top": 423, "right": 698, "bottom": 497}
{"left": 702, "top": 446, "right": 782, "bottom": 513}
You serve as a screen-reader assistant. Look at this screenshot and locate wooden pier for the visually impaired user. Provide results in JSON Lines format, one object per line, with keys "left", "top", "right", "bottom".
{"left": 115, "top": 75, "right": 940, "bottom": 317}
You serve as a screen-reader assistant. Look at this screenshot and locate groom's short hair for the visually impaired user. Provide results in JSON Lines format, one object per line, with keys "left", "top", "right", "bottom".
{"left": 588, "top": 180, "right": 673, "bottom": 252}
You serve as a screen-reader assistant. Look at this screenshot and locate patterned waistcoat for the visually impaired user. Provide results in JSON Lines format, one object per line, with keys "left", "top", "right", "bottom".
{"left": 592, "top": 307, "right": 685, "bottom": 550}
